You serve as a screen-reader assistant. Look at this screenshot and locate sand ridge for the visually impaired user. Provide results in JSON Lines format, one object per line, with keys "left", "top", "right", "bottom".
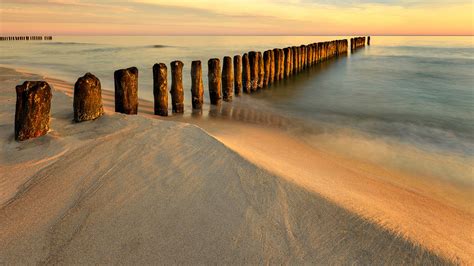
{"left": 0, "top": 67, "right": 468, "bottom": 264}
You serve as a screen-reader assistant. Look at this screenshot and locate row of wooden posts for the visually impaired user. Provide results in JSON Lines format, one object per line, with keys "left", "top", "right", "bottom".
{"left": 14, "top": 37, "right": 370, "bottom": 141}
{"left": 0, "top": 36, "right": 53, "bottom": 41}
{"left": 351, "top": 36, "right": 367, "bottom": 50}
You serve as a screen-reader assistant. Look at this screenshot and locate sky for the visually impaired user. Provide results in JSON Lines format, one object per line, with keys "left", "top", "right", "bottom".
{"left": 0, "top": 0, "right": 472, "bottom": 35}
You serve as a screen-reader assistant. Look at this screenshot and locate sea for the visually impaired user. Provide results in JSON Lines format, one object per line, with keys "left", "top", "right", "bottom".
{"left": 1, "top": 36, "right": 473, "bottom": 184}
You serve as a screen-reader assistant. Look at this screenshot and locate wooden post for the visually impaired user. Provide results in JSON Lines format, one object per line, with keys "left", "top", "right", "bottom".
{"left": 153, "top": 63, "right": 168, "bottom": 116}
{"left": 233, "top": 55, "right": 242, "bottom": 96}
{"left": 292, "top": 47, "right": 297, "bottom": 74}
{"left": 257, "top": 52, "right": 264, "bottom": 89}
{"left": 73, "top": 73, "right": 104, "bottom": 122}
{"left": 279, "top": 49, "right": 285, "bottom": 80}
{"left": 222, "top": 56, "right": 234, "bottom": 101}
{"left": 269, "top": 50, "right": 275, "bottom": 85}
{"left": 263, "top": 50, "right": 271, "bottom": 87}
{"left": 114, "top": 67, "right": 138, "bottom": 115}
{"left": 208, "top": 58, "right": 222, "bottom": 104}
{"left": 283, "top": 48, "right": 291, "bottom": 78}
{"left": 15, "top": 81, "right": 52, "bottom": 141}
{"left": 242, "top": 53, "right": 251, "bottom": 93}
{"left": 191, "top": 61, "right": 203, "bottom": 109}
{"left": 170, "top": 61, "right": 184, "bottom": 113}
{"left": 368, "top": 36, "right": 371, "bottom": 45}
{"left": 248, "top": 51, "right": 258, "bottom": 92}
{"left": 273, "top": 48, "right": 280, "bottom": 81}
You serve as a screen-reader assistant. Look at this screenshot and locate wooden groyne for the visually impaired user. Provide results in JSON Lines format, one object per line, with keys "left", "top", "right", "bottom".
{"left": 14, "top": 36, "right": 370, "bottom": 140}
{"left": 350, "top": 37, "right": 367, "bottom": 51}
{"left": 1, "top": 36, "right": 53, "bottom": 41}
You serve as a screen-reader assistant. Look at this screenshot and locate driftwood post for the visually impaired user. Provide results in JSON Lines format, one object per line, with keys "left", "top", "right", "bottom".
{"left": 208, "top": 58, "right": 222, "bottom": 104}
{"left": 222, "top": 56, "right": 234, "bottom": 101}
{"left": 73, "top": 73, "right": 104, "bottom": 122}
{"left": 257, "top": 52, "right": 264, "bottom": 89}
{"left": 170, "top": 61, "right": 184, "bottom": 113}
{"left": 191, "top": 61, "right": 203, "bottom": 109}
{"left": 242, "top": 53, "right": 251, "bottom": 93}
{"left": 114, "top": 67, "right": 138, "bottom": 115}
{"left": 233, "top": 55, "right": 242, "bottom": 96}
{"left": 15, "top": 81, "right": 52, "bottom": 141}
{"left": 153, "top": 63, "right": 168, "bottom": 116}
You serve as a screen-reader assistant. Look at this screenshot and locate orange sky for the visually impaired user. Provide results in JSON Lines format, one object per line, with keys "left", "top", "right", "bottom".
{"left": 0, "top": 0, "right": 472, "bottom": 35}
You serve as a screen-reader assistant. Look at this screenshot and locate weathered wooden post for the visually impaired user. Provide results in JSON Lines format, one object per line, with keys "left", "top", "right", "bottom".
{"left": 153, "top": 63, "right": 168, "bottom": 116}
{"left": 263, "top": 50, "right": 271, "bottom": 87}
{"left": 190, "top": 61, "right": 203, "bottom": 109}
{"left": 292, "top": 47, "right": 297, "bottom": 74}
{"left": 15, "top": 81, "right": 52, "bottom": 141}
{"left": 307, "top": 45, "right": 312, "bottom": 67}
{"left": 222, "top": 56, "right": 234, "bottom": 101}
{"left": 279, "top": 49, "right": 285, "bottom": 80}
{"left": 73, "top": 73, "right": 104, "bottom": 122}
{"left": 302, "top": 45, "right": 306, "bottom": 69}
{"left": 242, "top": 53, "right": 251, "bottom": 93}
{"left": 283, "top": 48, "right": 291, "bottom": 78}
{"left": 248, "top": 51, "right": 258, "bottom": 91}
{"left": 273, "top": 48, "right": 280, "bottom": 81}
{"left": 258, "top": 52, "right": 264, "bottom": 89}
{"left": 208, "top": 58, "right": 222, "bottom": 104}
{"left": 368, "top": 36, "right": 371, "bottom": 45}
{"left": 170, "top": 60, "right": 184, "bottom": 113}
{"left": 114, "top": 67, "right": 138, "bottom": 115}
{"left": 233, "top": 55, "right": 242, "bottom": 96}
{"left": 270, "top": 50, "right": 276, "bottom": 84}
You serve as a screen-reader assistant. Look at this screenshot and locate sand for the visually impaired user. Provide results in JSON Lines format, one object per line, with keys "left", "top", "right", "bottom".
{"left": 0, "top": 67, "right": 471, "bottom": 264}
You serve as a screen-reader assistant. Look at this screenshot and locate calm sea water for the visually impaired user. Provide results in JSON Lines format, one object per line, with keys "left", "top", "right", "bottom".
{"left": 1, "top": 36, "right": 473, "bottom": 183}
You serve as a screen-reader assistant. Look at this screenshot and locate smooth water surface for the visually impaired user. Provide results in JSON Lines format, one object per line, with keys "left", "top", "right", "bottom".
{"left": 1, "top": 36, "right": 473, "bottom": 183}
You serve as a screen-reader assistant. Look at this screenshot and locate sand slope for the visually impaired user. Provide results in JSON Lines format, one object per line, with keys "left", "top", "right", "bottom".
{"left": 0, "top": 68, "right": 451, "bottom": 264}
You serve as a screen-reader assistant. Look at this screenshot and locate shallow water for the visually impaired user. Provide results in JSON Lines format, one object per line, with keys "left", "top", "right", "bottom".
{"left": 1, "top": 36, "right": 473, "bottom": 184}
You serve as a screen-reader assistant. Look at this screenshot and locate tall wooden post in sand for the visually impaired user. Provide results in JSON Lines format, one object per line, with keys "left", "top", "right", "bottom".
{"left": 153, "top": 63, "right": 168, "bottom": 116}
{"left": 208, "top": 58, "right": 222, "bottom": 104}
{"left": 170, "top": 61, "right": 184, "bottom": 113}
{"left": 114, "top": 67, "right": 138, "bottom": 115}
{"left": 233, "top": 55, "right": 242, "bottom": 96}
{"left": 242, "top": 53, "right": 251, "bottom": 93}
{"left": 15, "top": 81, "right": 52, "bottom": 141}
{"left": 73, "top": 73, "right": 104, "bottom": 122}
{"left": 222, "top": 56, "right": 234, "bottom": 101}
{"left": 191, "top": 61, "right": 203, "bottom": 109}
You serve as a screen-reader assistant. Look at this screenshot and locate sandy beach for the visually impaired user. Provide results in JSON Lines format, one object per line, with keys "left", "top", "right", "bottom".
{"left": 0, "top": 67, "right": 472, "bottom": 264}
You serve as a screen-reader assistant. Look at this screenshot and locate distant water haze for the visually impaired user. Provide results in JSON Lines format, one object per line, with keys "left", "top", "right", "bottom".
{"left": 1, "top": 35, "right": 473, "bottom": 185}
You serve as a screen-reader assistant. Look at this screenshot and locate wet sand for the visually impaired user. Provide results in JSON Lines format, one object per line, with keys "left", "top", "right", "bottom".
{"left": 0, "top": 67, "right": 471, "bottom": 264}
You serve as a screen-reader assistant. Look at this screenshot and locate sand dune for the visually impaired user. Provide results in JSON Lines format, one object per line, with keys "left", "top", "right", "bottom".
{"left": 0, "top": 67, "right": 467, "bottom": 264}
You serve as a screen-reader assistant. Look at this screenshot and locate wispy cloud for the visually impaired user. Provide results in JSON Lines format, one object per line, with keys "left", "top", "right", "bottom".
{"left": 0, "top": 0, "right": 472, "bottom": 35}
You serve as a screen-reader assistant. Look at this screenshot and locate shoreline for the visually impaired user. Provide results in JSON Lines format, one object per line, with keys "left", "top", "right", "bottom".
{"left": 1, "top": 66, "right": 473, "bottom": 263}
